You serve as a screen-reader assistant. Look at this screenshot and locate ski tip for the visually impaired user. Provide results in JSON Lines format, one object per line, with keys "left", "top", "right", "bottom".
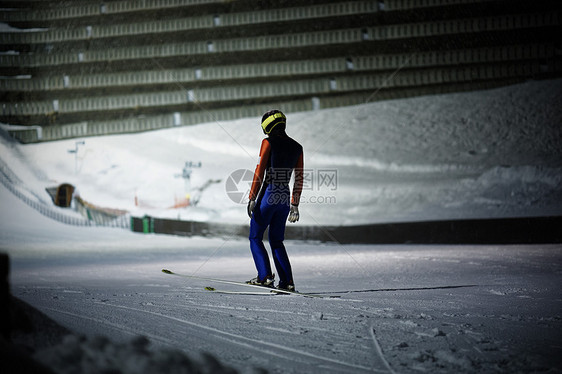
{"left": 162, "top": 269, "right": 173, "bottom": 274}
{"left": 205, "top": 287, "right": 216, "bottom": 291}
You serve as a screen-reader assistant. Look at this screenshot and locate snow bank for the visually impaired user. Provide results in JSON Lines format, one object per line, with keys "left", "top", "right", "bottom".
{"left": 34, "top": 335, "right": 242, "bottom": 374}
{"left": 6, "top": 295, "right": 247, "bottom": 374}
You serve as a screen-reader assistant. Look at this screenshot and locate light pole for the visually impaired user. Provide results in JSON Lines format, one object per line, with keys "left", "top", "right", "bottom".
{"left": 175, "top": 161, "right": 202, "bottom": 206}
{"left": 67, "top": 140, "right": 85, "bottom": 174}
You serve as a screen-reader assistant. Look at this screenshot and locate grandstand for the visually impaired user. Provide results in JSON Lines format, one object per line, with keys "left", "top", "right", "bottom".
{"left": 1, "top": 0, "right": 561, "bottom": 143}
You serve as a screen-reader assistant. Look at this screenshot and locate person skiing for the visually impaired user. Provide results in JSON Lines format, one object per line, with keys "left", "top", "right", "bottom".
{"left": 246, "top": 109, "right": 303, "bottom": 292}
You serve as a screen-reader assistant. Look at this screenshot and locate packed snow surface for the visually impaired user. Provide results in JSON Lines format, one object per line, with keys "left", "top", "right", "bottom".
{"left": 1, "top": 80, "right": 562, "bottom": 373}
{"left": 4, "top": 193, "right": 562, "bottom": 373}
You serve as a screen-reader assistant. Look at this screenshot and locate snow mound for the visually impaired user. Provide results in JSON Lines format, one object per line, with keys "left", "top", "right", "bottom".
{"left": 34, "top": 334, "right": 247, "bottom": 374}
{"left": 6, "top": 295, "right": 253, "bottom": 374}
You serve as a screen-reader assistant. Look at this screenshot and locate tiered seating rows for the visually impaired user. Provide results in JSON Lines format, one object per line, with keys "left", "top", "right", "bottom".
{"left": 1, "top": 0, "right": 497, "bottom": 23}
{"left": 1, "top": 44, "right": 551, "bottom": 93}
{"left": 2, "top": 10, "right": 558, "bottom": 70}
{"left": 1, "top": 59, "right": 543, "bottom": 117}
{"left": 0, "top": 1, "right": 377, "bottom": 44}
{"left": 1, "top": 0, "right": 559, "bottom": 142}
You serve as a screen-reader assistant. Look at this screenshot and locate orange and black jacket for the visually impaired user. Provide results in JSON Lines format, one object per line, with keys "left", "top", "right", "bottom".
{"left": 249, "top": 134, "right": 304, "bottom": 206}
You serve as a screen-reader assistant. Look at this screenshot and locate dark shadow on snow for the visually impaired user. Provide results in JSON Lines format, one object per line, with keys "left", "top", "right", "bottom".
{"left": 311, "top": 284, "right": 479, "bottom": 295}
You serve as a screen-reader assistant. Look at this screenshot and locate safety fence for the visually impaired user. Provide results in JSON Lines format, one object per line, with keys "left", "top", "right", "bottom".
{"left": 0, "top": 154, "right": 130, "bottom": 229}
{"left": 74, "top": 195, "right": 131, "bottom": 229}
{"left": 130, "top": 214, "right": 562, "bottom": 244}
{"left": 0, "top": 157, "right": 91, "bottom": 227}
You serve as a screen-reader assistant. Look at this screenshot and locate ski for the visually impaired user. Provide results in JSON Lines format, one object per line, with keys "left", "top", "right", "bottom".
{"left": 162, "top": 269, "right": 338, "bottom": 298}
{"left": 204, "top": 286, "right": 274, "bottom": 296}
{"left": 204, "top": 286, "right": 330, "bottom": 298}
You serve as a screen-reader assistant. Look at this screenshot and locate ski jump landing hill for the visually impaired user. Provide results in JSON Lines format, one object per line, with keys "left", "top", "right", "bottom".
{"left": 1, "top": 0, "right": 561, "bottom": 143}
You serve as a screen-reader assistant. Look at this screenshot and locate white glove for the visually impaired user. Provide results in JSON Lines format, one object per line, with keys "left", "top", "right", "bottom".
{"left": 247, "top": 199, "right": 256, "bottom": 219}
{"left": 288, "top": 204, "right": 299, "bottom": 223}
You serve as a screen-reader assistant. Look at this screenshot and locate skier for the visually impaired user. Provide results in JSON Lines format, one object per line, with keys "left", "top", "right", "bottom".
{"left": 247, "top": 110, "right": 304, "bottom": 292}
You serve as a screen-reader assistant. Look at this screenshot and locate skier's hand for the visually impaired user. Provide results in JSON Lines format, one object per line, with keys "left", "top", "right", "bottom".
{"left": 247, "top": 199, "right": 256, "bottom": 219}
{"left": 288, "top": 204, "right": 299, "bottom": 223}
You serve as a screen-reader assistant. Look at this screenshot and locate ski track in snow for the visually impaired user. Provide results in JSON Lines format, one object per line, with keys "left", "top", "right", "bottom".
{"left": 370, "top": 327, "right": 397, "bottom": 374}
{"left": 12, "top": 242, "right": 562, "bottom": 374}
{"left": 25, "top": 284, "right": 380, "bottom": 373}
{"left": 41, "top": 305, "right": 175, "bottom": 346}
{"left": 103, "top": 303, "right": 376, "bottom": 373}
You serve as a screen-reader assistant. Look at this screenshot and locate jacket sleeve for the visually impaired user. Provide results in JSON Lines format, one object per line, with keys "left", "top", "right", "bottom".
{"left": 248, "top": 139, "right": 271, "bottom": 201}
{"left": 291, "top": 151, "right": 304, "bottom": 206}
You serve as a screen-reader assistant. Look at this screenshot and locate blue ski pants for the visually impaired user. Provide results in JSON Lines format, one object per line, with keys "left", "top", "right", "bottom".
{"left": 249, "top": 185, "right": 293, "bottom": 287}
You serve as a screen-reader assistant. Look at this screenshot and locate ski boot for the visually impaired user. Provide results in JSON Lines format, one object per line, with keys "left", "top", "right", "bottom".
{"left": 246, "top": 274, "right": 275, "bottom": 288}
{"left": 276, "top": 283, "right": 296, "bottom": 292}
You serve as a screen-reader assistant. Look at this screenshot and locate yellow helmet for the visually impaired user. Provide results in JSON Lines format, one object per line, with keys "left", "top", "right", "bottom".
{"left": 261, "top": 110, "right": 286, "bottom": 134}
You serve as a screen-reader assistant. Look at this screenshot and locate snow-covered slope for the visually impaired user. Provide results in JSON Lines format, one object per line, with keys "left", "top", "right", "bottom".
{"left": 2, "top": 78, "right": 561, "bottom": 227}
{"left": 2, "top": 79, "right": 562, "bottom": 374}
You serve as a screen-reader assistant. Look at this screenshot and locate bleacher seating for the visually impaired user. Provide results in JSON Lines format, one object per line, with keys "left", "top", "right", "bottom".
{"left": 0, "top": 0, "right": 560, "bottom": 142}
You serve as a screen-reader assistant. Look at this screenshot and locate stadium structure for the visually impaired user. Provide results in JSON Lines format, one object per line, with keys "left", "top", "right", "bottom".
{"left": 1, "top": 0, "right": 561, "bottom": 143}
